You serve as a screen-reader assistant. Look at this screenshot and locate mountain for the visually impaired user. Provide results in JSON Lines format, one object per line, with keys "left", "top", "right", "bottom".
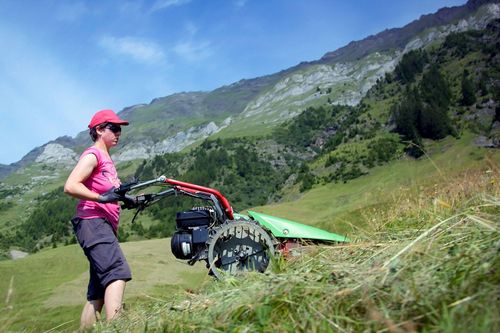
{"left": 318, "top": 0, "right": 497, "bottom": 64}
{"left": 1, "top": 0, "right": 498, "bottom": 179}
{"left": 1, "top": 0, "right": 500, "bottom": 255}
{"left": 1, "top": 3, "right": 499, "bottom": 330}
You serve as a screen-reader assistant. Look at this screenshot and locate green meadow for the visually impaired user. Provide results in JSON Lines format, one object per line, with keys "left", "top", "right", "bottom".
{"left": 252, "top": 133, "right": 498, "bottom": 234}
{"left": 1, "top": 132, "right": 498, "bottom": 332}
{"left": 0, "top": 238, "right": 207, "bottom": 332}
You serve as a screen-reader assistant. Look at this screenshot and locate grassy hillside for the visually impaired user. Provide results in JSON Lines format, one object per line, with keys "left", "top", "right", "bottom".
{"left": 0, "top": 238, "right": 207, "bottom": 332}
{"left": 254, "top": 133, "right": 498, "bottom": 235}
{"left": 96, "top": 145, "right": 498, "bottom": 332}
{"left": 1, "top": 134, "right": 497, "bottom": 332}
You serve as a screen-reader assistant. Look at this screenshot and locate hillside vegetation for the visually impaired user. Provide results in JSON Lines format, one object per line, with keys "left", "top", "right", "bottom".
{"left": 1, "top": 20, "right": 499, "bottom": 256}
{"left": 1, "top": 138, "right": 497, "bottom": 333}
{"left": 96, "top": 158, "right": 499, "bottom": 333}
{"left": 0, "top": 14, "right": 499, "bottom": 333}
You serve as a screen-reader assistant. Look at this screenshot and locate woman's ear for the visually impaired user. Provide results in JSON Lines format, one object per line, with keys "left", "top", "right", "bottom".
{"left": 95, "top": 126, "right": 105, "bottom": 137}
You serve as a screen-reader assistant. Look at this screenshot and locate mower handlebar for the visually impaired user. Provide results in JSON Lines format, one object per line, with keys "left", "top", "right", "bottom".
{"left": 116, "top": 175, "right": 167, "bottom": 194}
{"left": 115, "top": 175, "right": 234, "bottom": 220}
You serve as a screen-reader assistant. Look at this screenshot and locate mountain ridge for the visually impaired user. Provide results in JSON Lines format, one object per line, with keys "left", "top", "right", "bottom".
{"left": 1, "top": 3, "right": 499, "bottom": 258}
{"left": 317, "top": 0, "right": 499, "bottom": 64}
{"left": 1, "top": 0, "right": 499, "bottom": 180}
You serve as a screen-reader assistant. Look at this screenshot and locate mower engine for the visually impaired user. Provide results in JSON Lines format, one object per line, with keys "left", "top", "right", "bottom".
{"left": 170, "top": 207, "right": 214, "bottom": 261}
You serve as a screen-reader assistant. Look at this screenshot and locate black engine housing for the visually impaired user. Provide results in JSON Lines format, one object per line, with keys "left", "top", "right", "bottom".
{"left": 171, "top": 209, "right": 212, "bottom": 260}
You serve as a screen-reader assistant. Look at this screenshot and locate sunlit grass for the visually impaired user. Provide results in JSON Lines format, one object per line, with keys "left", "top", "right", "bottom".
{"left": 251, "top": 133, "right": 498, "bottom": 235}
{"left": 0, "top": 238, "right": 207, "bottom": 332}
{"left": 97, "top": 155, "right": 499, "bottom": 333}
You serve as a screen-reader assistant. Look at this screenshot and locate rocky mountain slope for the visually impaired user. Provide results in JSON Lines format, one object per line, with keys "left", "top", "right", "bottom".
{"left": 318, "top": 0, "right": 497, "bottom": 63}
{"left": 1, "top": 0, "right": 498, "bottom": 181}
{"left": 3, "top": 13, "right": 499, "bottom": 255}
{"left": 0, "top": 0, "right": 500, "bottom": 239}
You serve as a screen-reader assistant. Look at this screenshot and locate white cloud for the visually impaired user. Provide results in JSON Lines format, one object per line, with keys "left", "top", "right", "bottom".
{"left": 151, "top": 0, "right": 192, "bottom": 12}
{"left": 99, "top": 36, "right": 166, "bottom": 64}
{"left": 118, "top": 1, "right": 144, "bottom": 14}
{"left": 174, "top": 40, "right": 212, "bottom": 62}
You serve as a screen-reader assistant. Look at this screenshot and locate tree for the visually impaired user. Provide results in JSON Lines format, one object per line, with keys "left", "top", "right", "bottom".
{"left": 418, "top": 65, "right": 453, "bottom": 139}
{"left": 392, "top": 87, "right": 425, "bottom": 157}
{"left": 420, "top": 65, "right": 451, "bottom": 109}
{"left": 393, "top": 87, "right": 420, "bottom": 142}
{"left": 394, "top": 49, "right": 427, "bottom": 84}
{"left": 461, "top": 69, "right": 476, "bottom": 106}
{"left": 392, "top": 64, "right": 454, "bottom": 155}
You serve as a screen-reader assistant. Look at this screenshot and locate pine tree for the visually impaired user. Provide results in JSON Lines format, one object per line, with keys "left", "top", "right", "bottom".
{"left": 418, "top": 65, "right": 453, "bottom": 139}
{"left": 393, "top": 87, "right": 420, "bottom": 142}
{"left": 461, "top": 69, "right": 476, "bottom": 106}
{"left": 420, "top": 65, "right": 451, "bottom": 110}
{"left": 392, "top": 87, "right": 425, "bottom": 157}
{"left": 394, "top": 49, "right": 427, "bottom": 84}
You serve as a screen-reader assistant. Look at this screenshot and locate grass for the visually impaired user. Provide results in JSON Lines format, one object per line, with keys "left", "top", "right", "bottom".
{"left": 0, "top": 238, "right": 207, "bottom": 333}
{"left": 1, "top": 134, "right": 498, "bottom": 332}
{"left": 95, "top": 149, "right": 500, "bottom": 333}
{"left": 0, "top": 164, "right": 71, "bottom": 234}
{"left": 251, "top": 133, "right": 499, "bottom": 235}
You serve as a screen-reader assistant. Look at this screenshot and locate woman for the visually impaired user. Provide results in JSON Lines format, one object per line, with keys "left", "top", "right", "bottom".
{"left": 64, "top": 109, "right": 133, "bottom": 330}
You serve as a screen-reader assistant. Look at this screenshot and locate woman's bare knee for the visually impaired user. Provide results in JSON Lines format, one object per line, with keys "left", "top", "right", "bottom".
{"left": 104, "top": 280, "right": 127, "bottom": 320}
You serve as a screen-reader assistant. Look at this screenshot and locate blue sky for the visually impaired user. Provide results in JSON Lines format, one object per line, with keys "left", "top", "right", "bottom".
{"left": 0, "top": 0, "right": 466, "bottom": 165}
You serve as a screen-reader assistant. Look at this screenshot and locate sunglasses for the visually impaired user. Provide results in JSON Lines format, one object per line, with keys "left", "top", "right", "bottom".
{"left": 101, "top": 123, "right": 122, "bottom": 133}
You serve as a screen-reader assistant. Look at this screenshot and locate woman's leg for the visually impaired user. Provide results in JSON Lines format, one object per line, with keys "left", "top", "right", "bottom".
{"left": 80, "top": 299, "right": 104, "bottom": 331}
{"left": 104, "top": 279, "right": 126, "bottom": 320}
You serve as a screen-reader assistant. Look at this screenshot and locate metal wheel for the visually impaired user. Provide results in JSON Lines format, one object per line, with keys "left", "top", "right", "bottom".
{"left": 207, "top": 220, "right": 275, "bottom": 279}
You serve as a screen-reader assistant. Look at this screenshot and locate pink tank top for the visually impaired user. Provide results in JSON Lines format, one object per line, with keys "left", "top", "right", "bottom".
{"left": 75, "top": 147, "right": 121, "bottom": 232}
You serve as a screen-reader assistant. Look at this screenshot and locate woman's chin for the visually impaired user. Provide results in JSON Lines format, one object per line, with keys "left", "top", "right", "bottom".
{"left": 107, "top": 140, "right": 118, "bottom": 147}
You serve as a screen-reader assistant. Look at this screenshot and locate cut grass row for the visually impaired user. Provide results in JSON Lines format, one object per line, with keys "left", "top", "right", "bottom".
{"left": 97, "top": 145, "right": 500, "bottom": 333}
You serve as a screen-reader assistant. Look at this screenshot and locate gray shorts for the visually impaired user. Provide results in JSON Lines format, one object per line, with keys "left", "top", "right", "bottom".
{"left": 72, "top": 217, "right": 132, "bottom": 301}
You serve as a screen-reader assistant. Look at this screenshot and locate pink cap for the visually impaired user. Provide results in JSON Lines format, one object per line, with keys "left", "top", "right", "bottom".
{"left": 88, "top": 109, "right": 129, "bottom": 129}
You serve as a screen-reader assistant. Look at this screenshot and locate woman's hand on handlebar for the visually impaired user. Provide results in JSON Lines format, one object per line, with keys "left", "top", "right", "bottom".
{"left": 98, "top": 187, "right": 122, "bottom": 203}
{"left": 98, "top": 187, "right": 140, "bottom": 208}
{"left": 121, "top": 194, "right": 139, "bottom": 209}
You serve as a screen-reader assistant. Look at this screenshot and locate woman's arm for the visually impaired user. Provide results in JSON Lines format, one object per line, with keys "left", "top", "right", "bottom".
{"left": 64, "top": 153, "right": 100, "bottom": 201}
